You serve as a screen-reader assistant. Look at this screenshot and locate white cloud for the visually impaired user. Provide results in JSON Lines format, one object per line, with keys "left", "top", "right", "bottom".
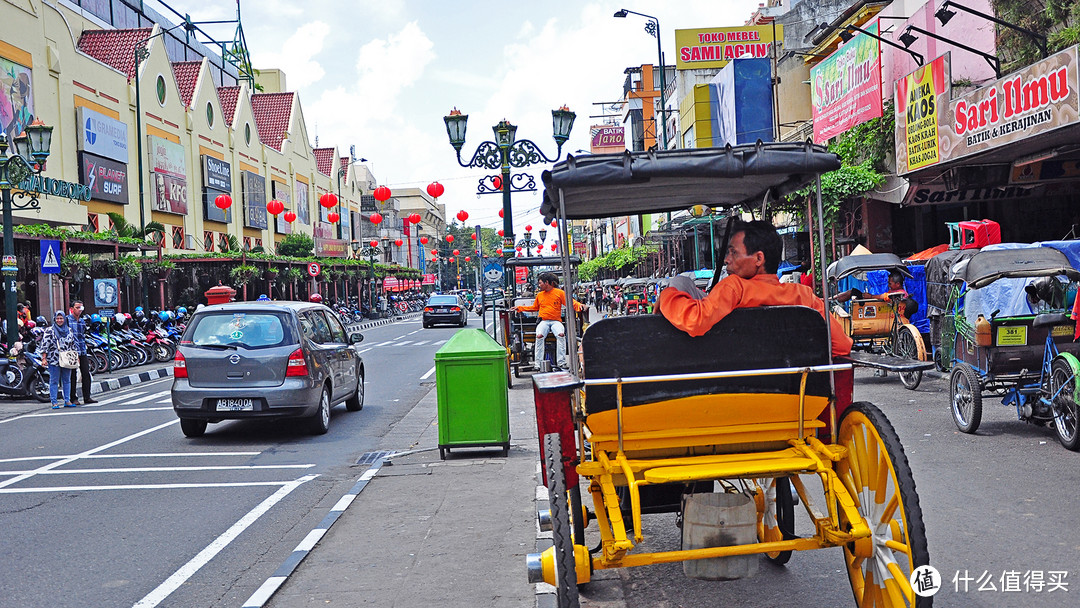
{"left": 354, "top": 21, "right": 436, "bottom": 115}
{"left": 255, "top": 21, "right": 330, "bottom": 90}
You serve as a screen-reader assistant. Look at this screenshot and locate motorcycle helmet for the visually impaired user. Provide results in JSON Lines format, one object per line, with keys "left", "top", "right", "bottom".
{"left": 35, "top": 315, "right": 46, "bottom": 327}
{"left": 115, "top": 313, "right": 126, "bottom": 326}
{"left": 91, "top": 313, "right": 102, "bottom": 324}
{"left": 26, "top": 320, "right": 35, "bottom": 329}
{"left": 176, "top": 312, "right": 186, "bottom": 322}
{"left": 308, "top": 293, "right": 323, "bottom": 303}
{"left": 135, "top": 306, "right": 144, "bottom": 313}
{"left": 176, "top": 306, "right": 188, "bottom": 315}
{"left": 158, "top": 311, "right": 170, "bottom": 322}
{"left": 134, "top": 309, "right": 145, "bottom": 319}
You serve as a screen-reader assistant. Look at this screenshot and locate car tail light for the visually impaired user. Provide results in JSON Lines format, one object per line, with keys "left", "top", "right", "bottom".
{"left": 286, "top": 348, "right": 309, "bottom": 377}
{"left": 174, "top": 351, "right": 187, "bottom": 378}
{"left": 424, "top": 307, "right": 434, "bottom": 313}
{"left": 450, "top": 306, "right": 460, "bottom": 312}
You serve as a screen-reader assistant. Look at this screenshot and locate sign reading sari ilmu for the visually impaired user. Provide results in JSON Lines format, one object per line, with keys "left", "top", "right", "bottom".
{"left": 810, "top": 22, "right": 883, "bottom": 143}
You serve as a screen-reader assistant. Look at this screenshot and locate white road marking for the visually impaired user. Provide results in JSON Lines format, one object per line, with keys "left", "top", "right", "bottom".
{"left": 396, "top": 341, "right": 412, "bottom": 346}
{"left": 407, "top": 329, "right": 421, "bottom": 335}
{"left": 413, "top": 340, "right": 429, "bottom": 346}
{"left": 357, "top": 347, "right": 372, "bottom": 354}
{"left": 125, "top": 391, "right": 169, "bottom": 405}
{"left": 131, "top": 474, "right": 317, "bottom": 608}
{"left": 375, "top": 341, "right": 396, "bottom": 346}
{"left": 22, "top": 406, "right": 173, "bottom": 418}
{"left": 0, "top": 480, "right": 306, "bottom": 493}
{"left": 0, "top": 451, "right": 261, "bottom": 463}
{"left": 0, "top": 419, "right": 177, "bottom": 490}
{"left": 0, "top": 464, "right": 316, "bottom": 476}
{"left": 420, "top": 366, "right": 436, "bottom": 380}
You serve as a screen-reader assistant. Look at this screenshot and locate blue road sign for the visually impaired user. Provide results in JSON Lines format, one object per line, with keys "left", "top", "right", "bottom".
{"left": 40, "top": 240, "right": 61, "bottom": 274}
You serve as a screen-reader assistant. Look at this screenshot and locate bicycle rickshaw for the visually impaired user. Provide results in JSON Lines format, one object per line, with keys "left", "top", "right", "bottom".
{"left": 943, "top": 244, "right": 1080, "bottom": 450}
{"left": 498, "top": 255, "right": 584, "bottom": 378}
{"left": 621, "top": 278, "right": 649, "bottom": 315}
{"left": 526, "top": 143, "right": 931, "bottom": 607}
{"left": 828, "top": 253, "right": 933, "bottom": 390}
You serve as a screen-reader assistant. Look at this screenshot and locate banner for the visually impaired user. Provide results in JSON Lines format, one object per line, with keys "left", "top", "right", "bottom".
{"left": 78, "top": 107, "right": 128, "bottom": 163}
{"left": 272, "top": 181, "right": 293, "bottom": 235}
{"left": 896, "top": 55, "right": 948, "bottom": 173}
{"left": 148, "top": 135, "right": 185, "bottom": 178}
{"left": 675, "top": 25, "right": 782, "bottom": 70}
{"left": 811, "top": 23, "right": 883, "bottom": 143}
{"left": 79, "top": 151, "right": 128, "bottom": 204}
{"left": 242, "top": 171, "right": 267, "bottom": 229}
{"left": 314, "top": 238, "right": 346, "bottom": 257}
{"left": 152, "top": 171, "right": 187, "bottom": 215}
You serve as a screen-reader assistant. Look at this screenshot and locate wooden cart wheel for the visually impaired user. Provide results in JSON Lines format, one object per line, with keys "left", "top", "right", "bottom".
{"left": 754, "top": 476, "right": 795, "bottom": 565}
{"left": 950, "top": 363, "right": 982, "bottom": 434}
{"left": 837, "top": 402, "right": 930, "bottom": 608}
{"left": 895, "top": 325, "right": 924, "bottom": 390}
{"left": 1050, "top": 358, "right": 1080, "bottom": 451}
{"left": 544, "top": 433, "right": 580, "bottom": 608}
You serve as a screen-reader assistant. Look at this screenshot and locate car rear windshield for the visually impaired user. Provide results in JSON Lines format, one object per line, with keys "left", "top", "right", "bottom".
{"left": 428, "top": 296, "right": 458, "bottom": 306}
{"left": 185, "top": 312, "right": 295, "bottom": 349}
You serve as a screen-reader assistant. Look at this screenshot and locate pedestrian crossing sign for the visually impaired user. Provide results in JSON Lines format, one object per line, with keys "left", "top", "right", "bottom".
{"left": 40, "top": 239, "right": 61, "bottom": 274}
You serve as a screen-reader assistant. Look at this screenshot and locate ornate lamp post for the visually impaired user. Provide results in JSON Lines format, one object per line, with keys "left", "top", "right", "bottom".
{"left": 0, "top": 121, "right": 53, "bottom": 346}
{"left": 443, "top": 106, "right": 575, "bottom": 297}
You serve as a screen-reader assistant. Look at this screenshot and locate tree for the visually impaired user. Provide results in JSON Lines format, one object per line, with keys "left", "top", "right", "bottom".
{"left": 277, "top": 233, "right": 314, "bottom": 257}
{"left": 106, "top": 212, "right": 165, "bottom": 244}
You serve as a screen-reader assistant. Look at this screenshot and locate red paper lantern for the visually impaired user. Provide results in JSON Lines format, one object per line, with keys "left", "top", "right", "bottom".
{"left": 456, "top": 210, "right": 469, "bottom": 222}
{"left": 369, "top": 212, "right": 383, "bottom": 225}
{"left": 497, "top": 229, "right": 504, "bottom": 237}
{"left": 446, "top": 235, "right": 454, "bottom": 243}
{"left": 373, "top": 186, "right": 392, "bottom": 202}
{"left": 431, "top": 249, "right": 438, "bottom": 256}
{"left": 516, "top": 246, "right": 522, "bottom": 252}
{"left": 470, "top": 233, "right": 477, "bottom": 240}
{"left": 551, "top": 243, "right": 558, "bottom": 251}
{"left": 452, "top": 249, "right": 460, "bottom": 256}
{"left": 411, "top": 213, "right": 422, "bottom": 224}
{"left": 498, "top": 208, "right": 504, "bottom": 218}
{"left": 449, "top": 257, "right": 455, "bottom": 262}
{"left": 525, "top": 224, "right": 532, "bottom": 232}
{"left": 214, "top": 194, "right": 232, "bottom": 210}
{"left": 266, "top": 199, "right": 284, "bottom": 216}
{"left": 371, "top": 240, "right": 380, "bottom": 247}
{"left": 327, "top": 212, "right": 340, "bottom": 223}
{"left": 395, "top": 239, "right": 403, "bottom": 247}
{"left": 283, "top": 211, "right": 297, "bottom": 223}
{"left": 319, "top": 193, "right": 338, "bottom": 209}
{"left": 419, "top": 236, "right": 429, "bottom": 245}
{"left": 492, "top": 176, "right": 502, "bottom": 190}
{"left": 464, "top": 256, "right": 471, "bottom": 262}
{"left": 426, "top": 182, "right": 445, "bottom": 199}
{"left": 551, "top": 220, "right": 558, "bottom": 227}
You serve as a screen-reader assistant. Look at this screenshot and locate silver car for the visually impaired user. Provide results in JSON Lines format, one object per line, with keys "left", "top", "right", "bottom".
{"left": 171, "top": 302, "right": 364, "bottom": 437}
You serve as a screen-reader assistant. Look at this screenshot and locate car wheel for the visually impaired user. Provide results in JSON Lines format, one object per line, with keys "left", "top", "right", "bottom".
{"left": 423, "top": 322, "right": 430, "bottom": 329}
{"left": 309, "top": 384, "right": 331, "bottom": 435}
{"left": 180, "top": 418, "right": 207, "bottom": 438}
{"left": 346, "top": 367, "right": 364, "bottom": 412}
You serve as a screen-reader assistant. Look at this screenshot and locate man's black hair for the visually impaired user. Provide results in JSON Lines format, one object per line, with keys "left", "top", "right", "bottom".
{"left": 888, "top": 270, "right": 905, "bottom": 286}
{"left": 537, "top": 272, "right": 558, "bottom": 286}
{"left": 734, "top": 220, "right": 783, "bottom": 274}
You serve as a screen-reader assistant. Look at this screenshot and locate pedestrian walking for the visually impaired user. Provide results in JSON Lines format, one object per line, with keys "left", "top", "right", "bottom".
{"left": 40, "top": 310, "right": 76, "bottom": 409}
{"left": 66, "top": 299, "right": 97, "bottom": 405}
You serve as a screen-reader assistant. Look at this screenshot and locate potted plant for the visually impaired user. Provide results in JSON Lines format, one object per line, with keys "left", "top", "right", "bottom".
{"left": 148, "top": 259, "right": 177, "bottom": 279}
{"left": 229, "top": 264, "right": 259, "bottom": 286}
{"left": 264, "top": 266, "right": 279, "bottom": 281}
{"left": 282, "top": 267, "right": 303, "bottom": 285}
{"left": 61, "top": 252, "right": 91, "bottom": 281}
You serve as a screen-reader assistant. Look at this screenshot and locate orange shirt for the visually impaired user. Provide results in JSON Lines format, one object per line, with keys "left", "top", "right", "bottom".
{"left": 517, "top": 288, "right": 582, "bottom": 321}
{"left": 659, "top": 273, "right": 853, "bottom": 356}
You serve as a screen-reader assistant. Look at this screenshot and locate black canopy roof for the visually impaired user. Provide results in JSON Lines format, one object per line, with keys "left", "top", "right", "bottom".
{"left": 827, "top": 253, "right": 914, "bottom": 281}
{"left": 539, "top": 142, "right": 841, "bottom": 221}
{"left": 504, "top": 255, "right": 580, "bottom": 268}
{"left": 950, "top": 247, "right": 1080, "bottom": 288}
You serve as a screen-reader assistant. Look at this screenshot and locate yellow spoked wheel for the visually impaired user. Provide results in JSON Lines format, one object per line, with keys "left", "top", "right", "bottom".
{"left": 837, "top": 402, "right": 931, "bottom": 607}
{"left": 753, "top": 476, "right": 795, "bottom": 565}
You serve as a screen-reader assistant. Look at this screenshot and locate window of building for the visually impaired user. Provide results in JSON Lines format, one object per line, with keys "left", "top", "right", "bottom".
{"left": 171, "top": 226, "right": 185, "bottom": 249}
{"left": 206, "top": 102, "right": 214, "bottom": 128}
{"left": 255, "top": 238, "right": 263, "bottom": 250}
{"left": 155, "top": 74, "right": 167, "bottom": 105}
{"left": 87, "top": 213, "right": 99, "bottom": 233}
{"left": 204, "top": 230, "right": 214, "bottom": 252}
{"left": 219, "top": 233, "right": 230, "bottom": 252}
{"left": 243, "top": 236, "right": 251, "bottom": 251}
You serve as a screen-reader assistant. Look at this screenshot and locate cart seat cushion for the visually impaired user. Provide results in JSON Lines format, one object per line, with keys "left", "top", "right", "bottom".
{"left": 582, "top": 306, "right": 832, "bottom": 414}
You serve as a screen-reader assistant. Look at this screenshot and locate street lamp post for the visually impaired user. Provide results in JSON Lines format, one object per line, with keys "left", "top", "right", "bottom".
{"left": 336, "top": 157, "right": 367, "bottom": 243}
{"left": 443, "top": 107, "right": 575, "bottom": 298}
{"left": 0, "top": 122, "right": 53, "bottom": 347}
{"left": 614, "top": 8, "right": 667, "bottom": 150}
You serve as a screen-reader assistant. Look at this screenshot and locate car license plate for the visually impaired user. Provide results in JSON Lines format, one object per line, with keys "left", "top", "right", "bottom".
{"left": 216, "top": 398, "right": 254, "bottom": 412}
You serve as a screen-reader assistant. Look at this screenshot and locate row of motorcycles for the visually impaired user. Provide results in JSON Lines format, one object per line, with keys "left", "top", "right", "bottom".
{"left": 0, "top": 307, "right": 189, "bottom": 402}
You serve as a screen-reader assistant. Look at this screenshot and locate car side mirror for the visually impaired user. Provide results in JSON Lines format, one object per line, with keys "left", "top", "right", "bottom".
{"left": 350, "top": 333, "right": 364, "bottom": 344}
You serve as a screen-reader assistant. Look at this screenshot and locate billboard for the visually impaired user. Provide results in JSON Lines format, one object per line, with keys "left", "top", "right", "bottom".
{"left": 148, "top": 135, "right": 185, "bottom": 178}
{"left": 675, "top": 25, "right": 782, "bottom": 70}
{"left": 811, "top": 23, "right": 883, "bottom": 143}
{"left": 896, "top": 55, "right": 948, "bottom": 173}
{"left": 242, "top": 171, "right": 268, "bottom": 229}
{"left": 590, "top": 125, "right": 625, "bottom": 152}
{"left": 79, "top": 151, "right": 128, "bottom": 204}
{"left": 711, "top": 59, "right": 774, "bottom": 146}
{"left": 152, "top": 171, "right": 187, "bottom": 214}
{"left": 77, "top": 106, "right": 128, "bottom": 163}
{"left": 272, "top": 180, "right": 292, "bottom": 235}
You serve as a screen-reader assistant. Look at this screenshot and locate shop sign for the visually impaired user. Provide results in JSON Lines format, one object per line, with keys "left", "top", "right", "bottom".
{"left": 272, "top": 181, "right": 293, "bottom": 235}
{"left": 361, "top": 194, "right": 377, "bottom": 213}
{"left": 148, "top": 135, "right": 185, "bottom": 178}
{"left": 313, "top": 222, "right": 334, "bottom": 239}
{"left": 314, "top": 238, "right": 346, "bottom": 257}
{"left": 674, "top": 25, "right": 782, "bottom": 70}
{"left": 590, "top": 126, "right": 624, "bottom": 150}
{"left": 17, "top": 174, "right": 91, "bottom": 201}
{"left": 242, "top": 171, "right": 267, "bottom": 229}
{"left": 152, "top": 171, "right": 187, "bottom": 215}
{"left": 79, "top": 152, "right": 128, "bottom": 204}
{"left": 77, "top": 107, "right": 128, "bottom": 163}
{"left": 203, "top": 188, "right": 231, "bottom": 223}
{"left": 295, "top": 181, "right": 310, "bottom": 224}
{"left": 897, "top": 46, "right": 1080, "bottom": 175}
{"left": 1011, "top": 158, "right": 1080, "bottom": 183}
{"left": 902, "top": 181, "right": 1043, "bottom": 206}
{"left": 810, "top": 23, "right": 882, "bottom": 143}
{"left": 202, "top": 155, "right": 231, "bottom": 191}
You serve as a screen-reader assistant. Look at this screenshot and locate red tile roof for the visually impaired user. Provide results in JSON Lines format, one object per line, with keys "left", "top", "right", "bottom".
{"left": 172, "top": 61, "right": 202, "bottom": 108}
{"left": 217, "top": 87, "right": 241, "bottom": 126}
{"left": 313, "top": 148, "right": 335, "bottom": 177}
{"left": 340, "top": 157, "right": 351, "bottom": 177}
{"left": 77, "top": 28, "right": 153, "bottom": 79}
{"left": 250, "top": 92, "right": 294, "bottom": 151}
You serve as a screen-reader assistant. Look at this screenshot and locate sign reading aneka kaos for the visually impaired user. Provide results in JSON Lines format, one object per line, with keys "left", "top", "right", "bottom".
{"left": 674, "top": 26, "right": 782, "bottom": 70}
{"left": 896, "top": 46, "right": 1080, "bottom": 175}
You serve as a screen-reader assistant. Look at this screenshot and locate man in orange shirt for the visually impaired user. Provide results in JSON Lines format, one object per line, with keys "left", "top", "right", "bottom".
{"left": 516, "top": 272, "right": 583, "bottom": 370}
{"left": 659, "top": 220, "right": 852, "bottom": 357}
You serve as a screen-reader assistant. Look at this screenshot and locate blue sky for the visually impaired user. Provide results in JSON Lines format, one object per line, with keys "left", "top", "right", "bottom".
{"left": 160, "top": 0, "right": 764, "bottom": 233}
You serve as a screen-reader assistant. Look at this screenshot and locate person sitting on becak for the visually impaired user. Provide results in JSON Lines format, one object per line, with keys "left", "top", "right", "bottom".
{"left": 516, "top": 271, "right": 583, "bottom": 371}
{"left": 659, "top": 220, "right": 852, "bottom": 357}
{"left": 835, "top": 269, "right": 918, "bottom": 323}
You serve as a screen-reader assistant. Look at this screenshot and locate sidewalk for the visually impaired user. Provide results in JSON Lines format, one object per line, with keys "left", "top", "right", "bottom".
{"left": 262, "top": 369, "right": 545, "bottom": 608}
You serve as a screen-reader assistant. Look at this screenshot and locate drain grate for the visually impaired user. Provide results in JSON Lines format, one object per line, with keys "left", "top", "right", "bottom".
{"left": 356, "top": 450, "right": 396, "bottom": 465}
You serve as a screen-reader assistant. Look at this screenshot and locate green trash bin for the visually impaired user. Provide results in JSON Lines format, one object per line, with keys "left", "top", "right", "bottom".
{"left": 435, "top": 329, "right": 510, "bottom": 459}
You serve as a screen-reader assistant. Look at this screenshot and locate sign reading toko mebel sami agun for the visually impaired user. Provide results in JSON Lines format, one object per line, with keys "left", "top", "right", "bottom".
{"left": 675, "top": 25, "right": 782, "bottom": 70}
{"left": 896, "top": 45, "right": 1080, "bottom": 175}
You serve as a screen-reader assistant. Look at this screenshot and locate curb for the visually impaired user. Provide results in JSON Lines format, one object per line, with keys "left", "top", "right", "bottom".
{"left": 90, "top": 366, "right": 173, "bottom": 396}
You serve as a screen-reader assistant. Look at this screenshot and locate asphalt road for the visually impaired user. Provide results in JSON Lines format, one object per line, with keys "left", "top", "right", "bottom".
{"left": 575, "top": 368, "right": 1080, "bottom": 607}
{"left": 0, "top": 314, "right": 471, "bottom": 608}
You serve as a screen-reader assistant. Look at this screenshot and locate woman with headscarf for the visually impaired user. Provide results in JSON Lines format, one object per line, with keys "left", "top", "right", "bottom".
{"left": 39, "top": 310, "right": 76, "bottom": 409}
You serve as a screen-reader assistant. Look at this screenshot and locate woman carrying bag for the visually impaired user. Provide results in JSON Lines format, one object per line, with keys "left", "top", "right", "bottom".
{"left": 40, "top": 310, "right": 79, "bottom": 409}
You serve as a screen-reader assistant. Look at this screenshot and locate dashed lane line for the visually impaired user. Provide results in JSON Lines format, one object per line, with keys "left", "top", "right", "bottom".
{"left": 0, "top": 451, "right": 261, "bottom": 464}
{"left": 0, "top": 464, "right": 316, "bottom": 476}
{"left": 420, "top": 365, "right": 436, "bottom": 380}
{"left": 22, "top": 406, "right": 173, "bottom": 418}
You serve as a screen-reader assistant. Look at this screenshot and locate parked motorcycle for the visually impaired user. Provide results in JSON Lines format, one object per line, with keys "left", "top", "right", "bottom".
{"left": 0, "top": 344, "right": 50, "bottom": 402}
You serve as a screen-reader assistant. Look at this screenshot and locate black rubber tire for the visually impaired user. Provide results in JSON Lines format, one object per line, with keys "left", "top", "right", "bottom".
{"left": 895, "top": 328, "right": 923, "bottom": 390}
{"left": 309, "top": 385, "right": 331, "bottom": 435}
{"left": 757, "top": 476, "right": 795, "bottom": 565}
{"left": 153, "top": 343, "right": 172, "bottom": 362}
{"left": 1050, "top": 358, "right": 1080, "bottom": 451}
{"left": 837, "top": 402, "right": 931, "bottom": 607}
{"left": 950, "top": 363, "right": 983, "bottom": 433}
{"left": 346, "top": 368, "right": 364, "bottom": 412}
{"left": 2, "top": 365, "right": 24, "bottom": 390}
{"left": 180, "top": 418, "right": 207, "bottom": 438}
{"left": 513, "top": 364, "right": 521, "bottom": 378}
{"left": 32, "top": 374, "right": 50, "bottom": 403}
{"left": 544, "top": 433, "right": 580, "bottom": 608}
